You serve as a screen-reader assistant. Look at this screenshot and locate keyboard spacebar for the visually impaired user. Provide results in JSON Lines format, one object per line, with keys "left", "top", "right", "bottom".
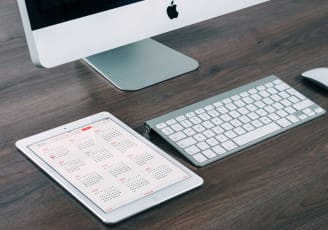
{"left": 233, "top": 123, "right": 281, "bottom": 146}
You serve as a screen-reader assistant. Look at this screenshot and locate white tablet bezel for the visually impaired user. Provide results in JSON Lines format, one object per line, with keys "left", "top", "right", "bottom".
{"left": 16, "top": 112, "right": 203, "bottom": 224}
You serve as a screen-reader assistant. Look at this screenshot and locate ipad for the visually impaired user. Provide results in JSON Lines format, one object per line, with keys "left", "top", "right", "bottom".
{"left": 16, "top": 112, "right": 203, "bottom": 224}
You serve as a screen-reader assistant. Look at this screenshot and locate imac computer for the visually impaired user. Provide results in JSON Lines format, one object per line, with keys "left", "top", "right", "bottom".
{"left": 17, "top": 0, "right": 268, "bottom": 91}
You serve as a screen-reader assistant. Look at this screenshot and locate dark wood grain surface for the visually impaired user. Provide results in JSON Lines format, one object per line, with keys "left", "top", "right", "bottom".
{"left": 1, "top": 0, "right": 328, "bottom": 229}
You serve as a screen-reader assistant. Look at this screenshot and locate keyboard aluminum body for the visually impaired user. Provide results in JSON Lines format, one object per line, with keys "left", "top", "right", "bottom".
{"left": 145, "top": 76, "right": 326, "bottom": 167}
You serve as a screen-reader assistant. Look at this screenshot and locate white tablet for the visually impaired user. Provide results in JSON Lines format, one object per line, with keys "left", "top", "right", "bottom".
{"left": 16, "top": 112, "right": 203, "bottom": 224}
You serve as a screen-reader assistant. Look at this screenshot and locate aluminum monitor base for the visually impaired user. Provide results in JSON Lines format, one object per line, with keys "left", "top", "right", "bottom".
{"left": 84, "top": 39, "right": 199, "bottom": 91}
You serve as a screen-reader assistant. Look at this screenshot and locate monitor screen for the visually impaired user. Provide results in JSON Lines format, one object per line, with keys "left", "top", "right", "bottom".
{"left": 25, "top": 0, "right": 144, "bottom": 30}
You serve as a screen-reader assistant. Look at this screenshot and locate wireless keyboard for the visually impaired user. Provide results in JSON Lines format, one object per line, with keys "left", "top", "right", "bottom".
{"left": 145, "top": 76, "right": 326, "bottom": 167}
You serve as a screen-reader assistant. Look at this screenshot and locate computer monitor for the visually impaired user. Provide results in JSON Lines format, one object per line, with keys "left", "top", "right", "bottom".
{"left": 17, "top": 0, "right": 268, "bottom": 91}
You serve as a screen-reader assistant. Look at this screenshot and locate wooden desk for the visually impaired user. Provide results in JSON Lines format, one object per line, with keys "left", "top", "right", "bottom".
{"left": 1, "top": 0, "right": 327, "bottom": 229}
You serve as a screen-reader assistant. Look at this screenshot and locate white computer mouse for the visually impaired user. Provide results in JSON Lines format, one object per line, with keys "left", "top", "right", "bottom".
{"left": 302, "top": 67, "right": 328, "bottom": 90}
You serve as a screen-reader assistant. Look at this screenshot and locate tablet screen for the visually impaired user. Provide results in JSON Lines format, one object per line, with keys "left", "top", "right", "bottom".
{"left": 28, "top": 118, "right": 189, "bottom": 212}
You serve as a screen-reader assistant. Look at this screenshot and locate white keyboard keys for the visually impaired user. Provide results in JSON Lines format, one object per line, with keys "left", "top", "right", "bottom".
{"left": 166, "top": 119, "right": 176, "bottom": 125}
{"left": 271, "top": 95, "right": 282, "bottom": 102}
{"left": 213, "top": 101, "right": 223, "bottom": 107}
{"left": 287, "top": 115, "right": 299, "bottom": 123}
{"left": 221, "top": 114, "right": 232, "bottom": 122}
{"left": 299, "top": 114, "right": 307, "bottom": 120}
{"left": 255, "top": 101, "right": 266, "bottom": 108}
{"left": 243, "top": 124, "right": 255, "bottom": 131}
{"left": 279, "top": 92, "right": 289, "bottom": 99}
{"left": 202, "top": 121, "right": 214, "bottom": 129}
{"left": 156, "top": 123, "right": 166, "bottom": 129}
{"left": 289, "top": 96, "right": 299, "bottom": 103}
{"left": 277, "top": 110, "right": 288, "bottom": 117}
{"left": 239, "top": 116, "right": 251, "bottom": 123}
{"left": 221, "top": 141, "right": 238, "bottom": 151}
{"left": 203, "top": 130, "right": 215, "bottom": 138}
{"left": 273, "top": 102, "right": 284, "bottom": 110}
{"left": 267, "top": 87, "right": 278, "bottom": 95}
{"left": 234, "top": 123, "right": 280, "bottom": 145}
{"left": 263, "top": 98, "right": 274, "bottom": 105}
{"left": 193, "top": 124, "right": 205, "bottom": 132}
{"left": 231, "top": 95, "right": 241, "bottom": 101}
{"left": 186, "top": 112, "right": 195, "bottom": 118}
{"left": 293, "top": 100, "right": 314, "bottom": 111}
{"left": 240, "top": 92, "right": 249, "bottom": 97}
{"left": 185, "top": 145, "right": 200, "bottom": 155}
{"left": 180, "top": 120, "right": 193, "bottom": 128}
{"left": 273, "top": 79, "right": 282, "bottom": 85}
{"left": 197, "top": 142, "right": 210, "bottom": 150}
{"left": 260, "top": 117, "right": 271, "bottom": 124}
{"left": 229, "top": 111, "right": 241, "bottom": 119}
{"left": 251, "top": 120, "right": 263, "bottom": 128}
{"left": 277, "top": 118, "right": 291, "bottom": 127}
{"left": 264, "top": 106, "right": 275, "bottom": 113}
{"left": 193, "top": 154, "right": 207, "bottom": 163}
{"left": 217, "top": 106, "right": 228, "bottom": 114}
{"left": 223, "top": 98, "right": 232, "bottom": 104}
{"left": 184, "top": 128, "right": 196, "bottom": 136}
{"left": 275, "top": 83, "right": 289, "bottom": 91}
{"left": 248, "top": 112, "right": 259, "bottom": 120}
{"left": 285, "top": 107, "right": 296, "bottom": 114}
{"left": 206, "top": 138, "right": 219, "bottom": 146}
{"left": 169, "top": 132, "right": 186, "bottom": 142}
{"left": 190, "top": 116, "right": 202, "bottom": 124}
{"left": 234, "top": 127, "right": 246, "bottom": 135}
{"left": 246, "top": 104, "right": 257, "bottom": 112}
{"left": 199, "top": 113, "right": 211, "bottom": 121}
{"left": 212, "top": 145, "right": 226, "bottom": 155}
{"left": 162, "top": 127, "right": 174, "bottom": 135}
{"left": 259, "top": 91, "right": 270, "bottom": 98}
{"left": 230, "top": 119, "right": 242, "bottom": 127}
{"left": 238, "top": 108, "right": 249, "bottom": 115}
{"left": 281, "top": 99, "right": 292, "bottom": 107}
{"left": 171, "top": 123, "right": 183, "bottom": 132}
{"left": 251, "top": 94, "right": 261, "bottom": 101}
{"left": 194, "top": 133, "right": 206, "bottom": 142}
{"left": 303, "top": 108, "right": 315, "bottom": 116}
{"left": 216, "top": 134, "right": 228, "bottom": 143}
{"left": 205, "top": 105, "right": 214, "bottom": 111}
{"left": 234, "top": 100, "right": 246, "bottom": 107}
{"left": 225, "top": 131, "right": 237, "bottom": 139}
{"left": 195, "top": 108, "right": 205, "bottom": 114}
{"left": 287, "top": 89, "right": 306, "bottom": 100}
{"left": 212, "top": 117, "right": 223, "bottom": 125}
{"left": 257, "top": 85, "right": 266, "bottom": 91}
{"left": 269, "top": 113, "right": 280, "bottom": 121}
{"left": 177, "top": 137, "right": 197, "bottom": 148}
{"left": 208, "top": 110, "right": 220, "bottom": 117}
{"left": 203, "top": 149, "right": 217, "bottom": 159}
{"left": 222, "top": 123, "right": 234, "bottom": 131}
{"left": 148, "top": 76, "right": 325, "bottom": 167}
{"left": 176, "top": 115, "right": 186, "bottom": 122}
{"left": 212, "top": 126, "right": 224, "bottom": 134}
{"left": 256, "top": 109, "right": 267, "bottom": 117}
{"left": 226, "top": 103, "right": 237, "bottom": 110}
{"left": 315, "top": 108, "right": 325, "bottom": 114}
{"left": 243, "top": 97, "right": 254, "bottom": 104}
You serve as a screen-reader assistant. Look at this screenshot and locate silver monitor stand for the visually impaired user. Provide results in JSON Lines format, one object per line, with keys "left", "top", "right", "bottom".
{"left": 84, "top": 39, "right": 199, "bottom": 91}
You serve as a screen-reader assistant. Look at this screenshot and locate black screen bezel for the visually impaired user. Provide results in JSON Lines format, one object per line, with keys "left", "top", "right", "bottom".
{"left": 25, "top": 0, "right": 144, "bottom": 31}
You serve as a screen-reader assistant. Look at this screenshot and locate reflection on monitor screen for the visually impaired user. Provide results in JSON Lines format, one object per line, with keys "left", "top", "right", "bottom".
{"left": 26, "top": 0, "right": 144, "bottom": 30}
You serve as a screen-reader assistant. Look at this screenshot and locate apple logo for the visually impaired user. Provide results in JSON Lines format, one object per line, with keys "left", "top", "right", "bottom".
{"left": 167, "top": 1, "right": 179, "bottom": 19}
